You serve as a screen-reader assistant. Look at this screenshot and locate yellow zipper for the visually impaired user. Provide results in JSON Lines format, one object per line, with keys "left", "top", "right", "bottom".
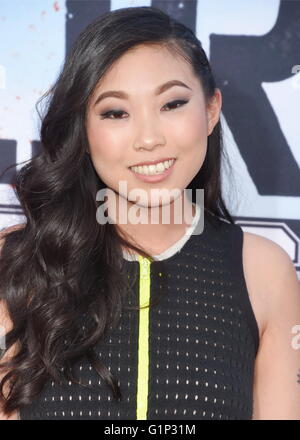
{"left": 136, "top": 255, "right": 151, "bottom": 420}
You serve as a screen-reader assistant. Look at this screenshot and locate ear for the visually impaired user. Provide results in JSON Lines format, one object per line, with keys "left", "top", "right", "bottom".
{"left": 206, "top": 88, "right": 222, "bottom": 136}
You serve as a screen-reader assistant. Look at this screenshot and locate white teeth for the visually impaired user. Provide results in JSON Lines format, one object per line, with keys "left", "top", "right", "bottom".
{"left": 130, "top": 159, "right": 175, "bottom": 175}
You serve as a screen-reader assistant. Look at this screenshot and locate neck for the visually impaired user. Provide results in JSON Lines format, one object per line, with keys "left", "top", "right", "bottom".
{"left": 106, "top": 192, "right": 196, "bottom": 256}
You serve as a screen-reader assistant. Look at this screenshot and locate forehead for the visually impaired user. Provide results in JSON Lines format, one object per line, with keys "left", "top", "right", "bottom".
{"left": 92, "top": 44, "right": 198, "bottom": 95}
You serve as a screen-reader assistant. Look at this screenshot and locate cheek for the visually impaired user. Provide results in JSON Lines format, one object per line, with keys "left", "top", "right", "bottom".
{"left": 172, "top": 108, "right": 208, "bottom": 152}
{"left": 173, "top": 109, "right": 208, "bottom": 183}
{"left": 88, "top": 125, "right": 126, "bottom": 164}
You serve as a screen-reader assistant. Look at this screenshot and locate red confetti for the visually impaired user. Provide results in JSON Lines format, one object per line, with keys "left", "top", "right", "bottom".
{"left": 53, "top": 1, "right": 60, "bottom": 12}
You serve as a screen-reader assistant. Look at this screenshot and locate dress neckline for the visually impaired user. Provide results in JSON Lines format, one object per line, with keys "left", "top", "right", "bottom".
{"left": 122, "top": 202, "right": 201, "bottom": 262}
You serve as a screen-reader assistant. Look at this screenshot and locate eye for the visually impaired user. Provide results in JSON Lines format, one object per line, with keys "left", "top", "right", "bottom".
{"left": 99, "top": 99, "right": 189, "bottom": 120}
{"left": 163, "top": 99, "right": 189, "bottom": 111}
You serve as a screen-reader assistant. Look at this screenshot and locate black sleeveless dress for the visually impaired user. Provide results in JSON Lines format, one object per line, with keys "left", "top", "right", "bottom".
{"left": 19, "top": 206, "right": 259, "bottom": 420}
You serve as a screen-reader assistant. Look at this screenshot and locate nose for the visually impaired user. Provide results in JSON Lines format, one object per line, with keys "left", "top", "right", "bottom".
{"left": 132, "top": 114, "right": 166, "bottom": 152}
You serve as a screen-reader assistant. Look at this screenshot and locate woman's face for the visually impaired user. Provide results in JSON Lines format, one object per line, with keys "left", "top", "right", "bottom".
{"left": 86, "top": 44, "right": 222, "bottom": 209}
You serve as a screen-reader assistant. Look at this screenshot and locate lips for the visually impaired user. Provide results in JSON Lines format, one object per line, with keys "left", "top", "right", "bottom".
{"left": 129, "top": 157, "right": 176, "bottom": 168}
{"left": 128, "top": 157, "right": 176, "bottom": 183}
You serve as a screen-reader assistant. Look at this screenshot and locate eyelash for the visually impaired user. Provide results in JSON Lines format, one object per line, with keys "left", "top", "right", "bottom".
{"left": 99, "top": 99, "right": 189, "bottom": 120}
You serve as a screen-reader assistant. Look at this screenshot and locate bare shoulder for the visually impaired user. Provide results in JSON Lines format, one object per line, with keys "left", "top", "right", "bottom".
{"left": 242, "top": 230, "right": 294, "bottom": 276}
{"left": 0, "top": 223, "right": 26, "bottom": 241}
{"left": 0, "top": 222, "right": 26, "bottom": 323}
{"left": 242, "top": 231, "right": 300, "bottom": 419}
{"left": 242, "top": 230, "right": 299, "bottom": 339}
{"left": 242, "top": 230, "right": 298, "bottom": 291}
{"left": 0, "top": 297, "right": 21, "bottom": 420}
{"left": 0, "top": 223, "right": 24, "bottom": 420}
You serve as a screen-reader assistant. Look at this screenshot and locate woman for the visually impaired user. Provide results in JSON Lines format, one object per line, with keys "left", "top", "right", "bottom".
{"left": 1, "top": 6, "right": 300, "bottom": 420}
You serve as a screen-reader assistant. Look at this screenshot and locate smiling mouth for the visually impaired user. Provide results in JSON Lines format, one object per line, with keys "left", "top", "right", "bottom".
{"left": 128, "top": 158, "right": 176, "bottom": 175}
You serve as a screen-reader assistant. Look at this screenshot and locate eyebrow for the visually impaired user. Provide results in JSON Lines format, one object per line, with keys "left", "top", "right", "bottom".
{"left": 93, "top": 79, "right": 192, "bottom": 107}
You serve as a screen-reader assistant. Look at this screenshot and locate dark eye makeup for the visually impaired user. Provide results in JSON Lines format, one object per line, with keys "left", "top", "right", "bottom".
{"left": 99, "top": 99, "right": 189, "bottom": 120}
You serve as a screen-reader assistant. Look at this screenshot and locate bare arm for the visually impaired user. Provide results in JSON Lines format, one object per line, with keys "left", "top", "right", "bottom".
{"left": 248, "top": 233, "right": 300, "bottom": 419}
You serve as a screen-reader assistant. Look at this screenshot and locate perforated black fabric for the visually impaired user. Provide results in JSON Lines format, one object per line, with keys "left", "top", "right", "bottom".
{"left": 19, "top": 210, "right": 259, "bottom": 420}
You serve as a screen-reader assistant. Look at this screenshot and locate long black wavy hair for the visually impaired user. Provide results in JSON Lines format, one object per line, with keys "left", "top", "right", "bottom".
{"left": 0, "top": 6, "right": 235, "bottom": 417}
